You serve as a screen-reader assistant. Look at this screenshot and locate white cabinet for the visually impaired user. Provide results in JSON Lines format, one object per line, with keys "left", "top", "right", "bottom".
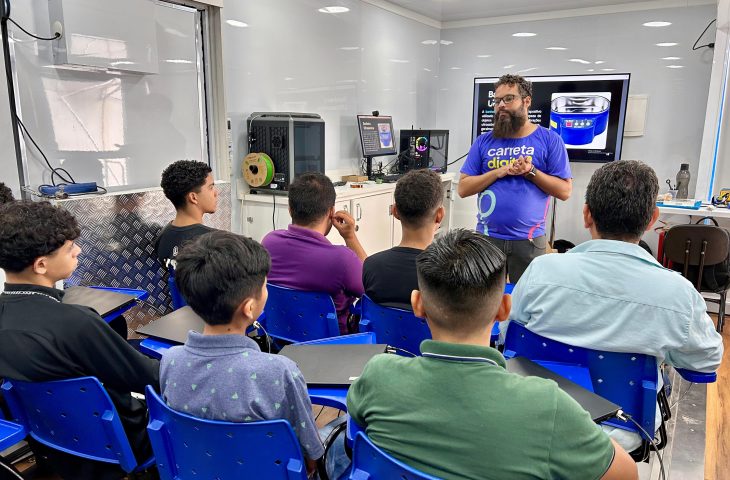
{"left": 241, "top": 173, "right": 455, "bottom": 255}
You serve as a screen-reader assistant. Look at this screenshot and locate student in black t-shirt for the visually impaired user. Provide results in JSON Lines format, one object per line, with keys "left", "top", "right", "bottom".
{"left": 362, "top": 169, "right": 444, "bottom": 309}
{"left": 154, "top": 160, "right": 218, "bottom": 270}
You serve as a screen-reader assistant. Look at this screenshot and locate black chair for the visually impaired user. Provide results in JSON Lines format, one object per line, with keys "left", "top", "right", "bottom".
{"left": 664, "top": 220, "right": 730, "bottom": 332}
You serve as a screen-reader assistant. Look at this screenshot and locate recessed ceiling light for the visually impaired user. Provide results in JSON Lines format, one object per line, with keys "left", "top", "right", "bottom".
{"left": 545, "top": 46, "right": 567, "bottom": 51}
{"left": 421, "top": 40, "right": 438, "bottom": 45}
{"left": 318, "top": 6, "right": 349, "bottom": 13}
{"left": 450, "top": 66, "right": 461, "bottom": 70}
{"left": 512, "top": 32, "right": 537, "bottom": 37}
{"left": 594, "top": 60, "right": 605, "bottom": 65}
{"left": 667, "top": 65, "right": 684, "bottom": 69}
{"left": 226, "top": 20, "right": 249, "bottom": 28}
{"left": 656, "top": 42, "right": 678, "bottom": 47}
{"left": 662, "top": 56, "right": 681, "bottom": 60}
{"left": 643, "top": 21, "right": 672, "bottom": 27}
{"left": 477, "top": 54, "right": 492, "bottom": 58}
{"left": 440, "top": 40, "right": 454, "bottom": 45}
{"left": 389, "top": 59, "right": 409, "bottom": 64}
{"left": 339, "top": 46, "right": 360, "bottom": 51}
{"left": 165, "top": 59, "right": 192, "bottom": 64}
{"left": 569, "top": 58, "right": 591, "bottom": 64}
{"left": 503, "top": 64, "right": 515, "bottom": 69}
{"left": 601, "top": 68, "right": 616, "bottom": 71}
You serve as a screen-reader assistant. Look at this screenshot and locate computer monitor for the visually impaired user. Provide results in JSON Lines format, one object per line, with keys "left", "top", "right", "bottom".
{"left": 398, "top": 130, "right": 449, "bottom": 174}
{"left": 357, "top": 115, "right": 397, "bottom": 178}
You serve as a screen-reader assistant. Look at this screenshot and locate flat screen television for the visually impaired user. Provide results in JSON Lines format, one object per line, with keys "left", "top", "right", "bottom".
{"left": 357, "top": 115, "right": 397, "bottom": 158}
{"left": 472, "top": 74, "right": 631, "bottom": 162}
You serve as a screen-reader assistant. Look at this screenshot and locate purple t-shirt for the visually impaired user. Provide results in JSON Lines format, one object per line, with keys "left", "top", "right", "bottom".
{"left": 261, "top": 225, "right": 364, "bottom": 333}
{"left": 460, "top": 126, "right": 571, "bottom": 240}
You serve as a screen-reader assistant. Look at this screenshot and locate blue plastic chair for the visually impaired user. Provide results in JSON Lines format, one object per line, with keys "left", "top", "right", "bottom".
{"left": 348, "top": 432, "right": 440, "bottom": 480}
{"left": 145, "top": 386, "right": 310, "bottom": 480}
{"left": 1, "top": 377, "right": 154, "bottom": 474}
{"left": 139, "top": 337, "right": 175, "bottom": 359}
{"left": 168, "top": 272, "right": 187, "bottom": 310}
{"left": 359, "top": 296, "right": 428, "bottom": 356}
{"left": 263, "top": 283, "right": 340, "bottom": 344}
{"left": 503, "top": 321, "right": 716, "bottom": 443}
{"left": 0, "top": 417, "right": 26, "bottom": 479}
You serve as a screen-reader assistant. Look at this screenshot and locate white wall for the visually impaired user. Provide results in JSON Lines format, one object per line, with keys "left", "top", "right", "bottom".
{"left": 221, "top": 0, "right": 440, "bottom": 230}
{"left": 438, "top": 5, "right": 716, "bottom": 246}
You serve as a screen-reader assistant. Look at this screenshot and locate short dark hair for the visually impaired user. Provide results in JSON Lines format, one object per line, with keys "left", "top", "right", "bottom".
{"left": 495, "top": 74, "right": 532, "bottom": 98}
{"left": 416, "top": 229, "right": 506, "bottom": 331}
{"left": 174, "top": 231, "right": 271, "bottom": 326}
{"left": 0, "top": 201, "right": 80, "bottom": 272}
{"left": 288, "top": 173, "right": 336, "bottom": 225}
{"left": 160, "top": 160, "right": 212, "bottom": 209}
{"left": 585, "top": 160, "right": 659, "bottom": 241}
{"left": 394, "top": 170, "right": 443, "bottom": 228}
{"left": 0, "top": 183, "right": 14, "bottom": 204}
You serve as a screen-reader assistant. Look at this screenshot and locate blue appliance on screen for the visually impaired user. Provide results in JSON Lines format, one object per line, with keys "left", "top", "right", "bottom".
{"left": 549, "top": 95, "right": 610, "bottom": 145}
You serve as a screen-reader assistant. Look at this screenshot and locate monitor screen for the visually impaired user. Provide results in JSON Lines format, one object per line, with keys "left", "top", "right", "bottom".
{"left": 472, "top": 74, "right": 631, "bottom": 162}
{"left": 398, "top": 130, "right": 449, "bottom": 173}
{"left": 358, "top": 115, "right": 397, "bottom": 157}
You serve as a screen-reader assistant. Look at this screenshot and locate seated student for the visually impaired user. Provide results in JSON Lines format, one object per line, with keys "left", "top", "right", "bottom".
{"left": 262, "top": 172, "right": 366, "bottom": 333}
{"left": 506, "top": 160, "right": 724, "bottom": 451}
{"left": 0, "top": 182, "right": 14, "bottom": 294}
{"left": 363, "top": 169, "right": 444, "bottom": 309}
{"left": 347, "top": 229, "right": 637, "bottom": 480}
{"left": 154, "top": 159, "right": 218, "bottom": 270}
{"left": 159, "top": 231, "right": 324, "bottom": 476}
{"left": 0, "top": 201, "right": 160, "bottom": 480}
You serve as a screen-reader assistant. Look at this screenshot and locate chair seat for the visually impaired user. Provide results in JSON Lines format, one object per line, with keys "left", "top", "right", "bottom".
{"left": 0, "top": 419, "right": 25, "bottom": 452}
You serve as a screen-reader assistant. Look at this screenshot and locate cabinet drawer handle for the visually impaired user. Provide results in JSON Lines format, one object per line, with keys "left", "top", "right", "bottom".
{"left": 356, "top": 203, "right": 362, "bottom": 221}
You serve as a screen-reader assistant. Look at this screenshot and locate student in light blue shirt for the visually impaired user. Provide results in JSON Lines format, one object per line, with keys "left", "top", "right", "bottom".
{"left": 504, "top": 160, "right": 723, "bottom": 451}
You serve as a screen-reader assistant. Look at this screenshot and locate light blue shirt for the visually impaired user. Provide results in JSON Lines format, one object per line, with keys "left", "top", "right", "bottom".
{"left": 502, "top": 239, "right": 724, "bottom": 450}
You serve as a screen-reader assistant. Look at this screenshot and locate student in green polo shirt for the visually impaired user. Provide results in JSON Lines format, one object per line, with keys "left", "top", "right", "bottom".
{"left": 347, "top": 229, "right": 637, "bottom": 480}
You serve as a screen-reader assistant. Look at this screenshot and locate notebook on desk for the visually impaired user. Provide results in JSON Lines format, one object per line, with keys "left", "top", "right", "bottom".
{"left": 63, "top": 286, "right": 137, "bottom": 318}
{"left": 278, "top": 344, "right": 388, "bottom": 387}
{"left": 506, "top": 357, "right": 621, "bottom": 423}
{"left": 135, "top": 306, "right": 205, "bottom": 344}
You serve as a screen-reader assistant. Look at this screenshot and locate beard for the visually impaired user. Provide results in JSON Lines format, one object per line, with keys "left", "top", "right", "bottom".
{"left": 492, "top": 109, "right": 527, "bottom": 138}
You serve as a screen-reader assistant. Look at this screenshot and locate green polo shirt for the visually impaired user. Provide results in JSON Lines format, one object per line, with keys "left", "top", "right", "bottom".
{"left": 347, "top": 340, "right": 615, "bottom": 480}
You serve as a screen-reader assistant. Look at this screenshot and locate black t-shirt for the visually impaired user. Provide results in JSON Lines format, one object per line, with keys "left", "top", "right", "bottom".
{"left": 362, "top": 246, "right": 423, "bottom": 310}
{"left": 154, "top": 223, "right": 214, "bottom": 269}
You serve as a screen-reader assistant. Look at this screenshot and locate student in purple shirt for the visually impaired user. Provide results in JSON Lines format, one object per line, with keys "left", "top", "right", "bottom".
{"left": 459, "top": 74, "right": 573, "bottom": 282}
{"left": 262, "top": 173, "right": 366, "bottom": 333}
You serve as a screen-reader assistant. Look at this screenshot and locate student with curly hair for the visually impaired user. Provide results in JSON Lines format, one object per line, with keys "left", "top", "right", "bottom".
{"left": 0, "top": 201, "right": 159, "bottom": 479}
{"left": 0, "top": 182, "right": 15, "bottom": 294}
{"left": 154, "top": 160, "right": 218, "bottom": 270}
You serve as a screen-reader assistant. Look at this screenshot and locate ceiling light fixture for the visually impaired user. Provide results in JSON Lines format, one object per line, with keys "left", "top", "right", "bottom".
{"left": 643, "top": 21, "right": 672, "bottom": 27}
{"left": 318, "top": 6, "right": 349, "bottom": 13}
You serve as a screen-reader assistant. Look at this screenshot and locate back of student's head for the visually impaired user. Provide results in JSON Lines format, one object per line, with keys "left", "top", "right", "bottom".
{"left": 585, "top": 160, "right": 658, "bottom": 241}
{"left": 394, "top": 169, "right": 443, "bottom": 228}
{"left": 0, "top": 201, "right": 80, "bottom": 273}
{"left": 160, "top": 160, "right": 212, "bottom": 209}
{"left": 0, "top": 182, "right": 15, "bottom": 205}
{"left": 174, "top": 231, "right": 271, "bottom": 325}
{"left": 288, "top": 172, "right": 336, "bottom": 225}
{"left": 416, "top": 229, "right": 506, "bottom": 332}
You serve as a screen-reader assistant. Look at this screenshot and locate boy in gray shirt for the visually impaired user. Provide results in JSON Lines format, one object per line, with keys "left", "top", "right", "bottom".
{"left": 159, "top": 231, "right": 324, "bottom": 476}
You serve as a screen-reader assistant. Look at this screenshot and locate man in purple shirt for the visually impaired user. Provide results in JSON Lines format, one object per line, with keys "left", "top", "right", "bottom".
{"left": 459, "top": 74, "right": 573, "bottom": 282}
{"left": 262, "top": 173, "right": 366, "bottom": 333}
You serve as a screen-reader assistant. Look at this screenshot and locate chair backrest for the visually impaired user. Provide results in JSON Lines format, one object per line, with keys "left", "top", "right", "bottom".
{"left": 664, "top": 223, "right": 730, "bottom": 290}
{"left": 295, "top": 332, "right": 376, "bottom": 346}
{"left": 359, "top": 296, "right": 429, "bottom": 356}
{"left": 263, "top": 283, "right": 340, "bottom": 343}
{"left": 145, "top": 386, "right": 307, "bottom": 480}
{"left": 1, "top": 377, "right": 140, "bottom": 472}
{"left": 168, "top": 272, "right": 187, "bottom": 310}
{"left": 503, "top": 322, "right": 657, "bottom": 438}
{"left": 348, "top": 432, "right": 440, "bottom": 480}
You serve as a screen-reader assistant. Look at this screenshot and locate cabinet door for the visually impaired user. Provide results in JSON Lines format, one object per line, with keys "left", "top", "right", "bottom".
{"left": 326, "top": 199, "right": 351, "bottom": 246}
{"left": 355, "top": 193, "right": 393, "bottom": 255}
{"left": 243, "top": 197, "right": 291, "bottom": 242}
{"left": 391, "top": 193, "right": 403, "bottom": 246}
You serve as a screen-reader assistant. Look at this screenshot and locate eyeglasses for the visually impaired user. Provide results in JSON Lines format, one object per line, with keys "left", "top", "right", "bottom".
{"left": 493, "top": 94, "right": 524, "bottom": 106}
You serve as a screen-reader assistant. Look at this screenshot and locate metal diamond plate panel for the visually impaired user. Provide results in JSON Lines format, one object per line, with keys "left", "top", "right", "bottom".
{"left": 58, "top": 184, "right": 232, "bottom": 336}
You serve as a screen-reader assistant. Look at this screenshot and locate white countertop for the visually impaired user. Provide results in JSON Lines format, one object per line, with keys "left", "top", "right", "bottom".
{"left": 658, "top": 205, "right": 730, "bottom": 218}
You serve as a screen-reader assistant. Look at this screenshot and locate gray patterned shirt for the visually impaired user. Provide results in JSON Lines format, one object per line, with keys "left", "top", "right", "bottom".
{"left": 160, "top": 331, "right": 324, "bottom": 459}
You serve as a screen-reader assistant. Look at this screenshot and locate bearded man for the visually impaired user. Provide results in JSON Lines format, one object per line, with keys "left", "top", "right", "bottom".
{"left": 458, "top": 74, "right": 573, "bottom": 282}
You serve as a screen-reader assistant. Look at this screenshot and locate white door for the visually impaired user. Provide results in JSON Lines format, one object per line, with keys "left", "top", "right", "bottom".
{"left": 354, "top": 193, "right": 393, "bottom": 255}
{"left": 244, "top": 196, "right": 291, "bottom": 242}
{"left": 326, "top": 199, "right": 351, "bottom": 246}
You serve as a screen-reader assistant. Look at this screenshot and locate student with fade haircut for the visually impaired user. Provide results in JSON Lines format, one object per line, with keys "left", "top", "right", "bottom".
{"left": 347, "top": 228, "right": 637, "bottom": 480}
{"left": 362, "top": 169, "right": 444, "bottom": 309}
{"left": 0, "top": 201, "right": 160, "bottom": 479}
{"left": 506, "top": 160, "right": 723, "bottom": 452}
{"left": 154, "top": 159, "right": 218, "bottom": 270}
{"left": 262, "top": 172, "right": 366, "bottom": 333}
{"left": 160, "top": 231, "right": 324, "bottom": 477}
